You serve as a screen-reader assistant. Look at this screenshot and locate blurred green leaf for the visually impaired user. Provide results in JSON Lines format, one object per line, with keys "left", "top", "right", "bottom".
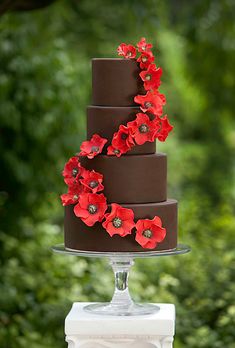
{"left": 0, "top": 1, "right": 235, "bottom": 347}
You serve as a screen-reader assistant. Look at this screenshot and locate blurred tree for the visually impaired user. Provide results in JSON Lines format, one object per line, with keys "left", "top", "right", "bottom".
{"left": 0, "top": 6, "right": 88, "bottom": 237}
{"left": 0, "top": 5, "right": 89, "bottom": 347}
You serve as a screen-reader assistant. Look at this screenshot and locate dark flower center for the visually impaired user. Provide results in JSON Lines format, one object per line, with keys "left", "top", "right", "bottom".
{"left": 89, "top": 180, "right": 98, "bottom": 189}
{"left": 88, "top": 204, "right": 98, "bottom": 214}
{"left": 142, "top": 229, "right": 152, "bottom": 238}
{"left": 121, "top": 133, "right": 128, "bottom": 140}
{"left": 144, "top": 101, "right": 152, "bottom": 108}
{"left": 145, "top": 74, "right": 151, "bottom": 81}
{"left": 91, "top": 146, "right": 99, "bottom": 153}
{"left": 72, "top": 168, "right": 78, "bottom": 177}
{"left": 142, "top": 56, "right": 147, "bottom": 62}
{"left": 112, "top": 217, "right": 122, "bottom": 228}
{"left": 139, "top": 124, "right": 149, "bottom": 133}
{"left": 73, "top": 194, "right": 79, "bottom": 200}
{"left": 114, "top": 149, "right": 120, "bottom": 154}
{"left": 126, "top": 51, "right": 132, "bottom": 57}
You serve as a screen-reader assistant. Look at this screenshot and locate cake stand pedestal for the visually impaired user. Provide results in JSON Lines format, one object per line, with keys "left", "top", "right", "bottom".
{"left": 52, "top": 244, "right": 190, "bottom": 347}
{"left": 52, "top": 244, "right": 190, "bottom": 316}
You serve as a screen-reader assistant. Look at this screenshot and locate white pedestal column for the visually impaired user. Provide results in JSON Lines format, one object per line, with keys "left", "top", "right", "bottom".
{"left": 65, "top": 302, "right": 175, "bottom": 348}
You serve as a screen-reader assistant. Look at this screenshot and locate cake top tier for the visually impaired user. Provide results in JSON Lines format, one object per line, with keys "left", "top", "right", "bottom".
{"left": 92, "top": 58, "right": 145, "bottom": 107}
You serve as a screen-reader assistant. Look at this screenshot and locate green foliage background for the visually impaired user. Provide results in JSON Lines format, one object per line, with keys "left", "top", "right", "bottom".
{"left": 0, "top": 1, "right": 235, "bottom": 347}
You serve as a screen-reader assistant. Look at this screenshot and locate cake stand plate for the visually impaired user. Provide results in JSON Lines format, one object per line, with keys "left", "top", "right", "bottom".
{"left": 52, "top": 244, "right": 190, "bottom": 316}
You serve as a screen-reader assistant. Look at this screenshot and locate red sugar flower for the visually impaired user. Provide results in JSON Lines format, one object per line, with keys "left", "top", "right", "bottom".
{"left": 137, "top": 51, "right": 154, "bottom": 69}
{"left": 127, "top": 113, "right": 160, "bottom": 145}
{"left": 139, "top": 64, "right": 162, "bottom": 91}
{"left": 107, "top": 145, "right": 123, "bottom": 157}
{"left": 134, "top": 90, "right": 166, "bottom": 117}
{"left": 62, "top": 156, "right": 83, "bottom": 185}
{"left": 79, "top": 134, "right": 107, "bottom": 159}
{"left": 102, "top": 203, "right": 135, "bottom": 237}
{"left": 135, "top": 216, "right": 166, "bottom": 249}
{"left": 74, "top": 193, "right": 107, "bottom": 227}
{"left": 111, "top": 125, "right": 135, "bottom": 154}
{"left": 61, "top": 182, "right": 83, "bottom": 206}
{"left": 156, "top": 115, "right": 174, "bottom": 142}
{"left": 137, "top": 37, "right": 153, "bottom": 53}
{"left": 80, "top": 170, "right": 104, "bottom": 193}
{"left": 117, "top": 43, "right": 136, "bottom": 59}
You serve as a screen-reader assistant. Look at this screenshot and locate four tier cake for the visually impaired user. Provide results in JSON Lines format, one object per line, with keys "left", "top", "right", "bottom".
{"left": 61, "top": 39, "right": 177, "bottom": 252}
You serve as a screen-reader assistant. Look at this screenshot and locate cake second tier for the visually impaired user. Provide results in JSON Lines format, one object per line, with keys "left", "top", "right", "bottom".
{"left": 87, "top": 105, "right": 156, "bottom": 155}
{"left": 81, "top": 153, "right": 167, "bottom": 204}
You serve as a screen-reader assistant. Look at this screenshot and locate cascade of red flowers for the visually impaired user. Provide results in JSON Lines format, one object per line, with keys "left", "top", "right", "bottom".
{"left": 108, "top": 38, "right": 173, "bottom": 156}
{"left": 61, "top": 38, "right": 171, "bottom": 249}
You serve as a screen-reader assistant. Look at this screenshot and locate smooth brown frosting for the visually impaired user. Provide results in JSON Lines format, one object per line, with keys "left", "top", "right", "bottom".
{"left": 64, "top": 199, "right": 177, "bottom": 252}
{"left": 92, "top": 58, "right": 145, "bottom": 106}
{"left": 80, "top": 153, "right": 167, "bottom": 204}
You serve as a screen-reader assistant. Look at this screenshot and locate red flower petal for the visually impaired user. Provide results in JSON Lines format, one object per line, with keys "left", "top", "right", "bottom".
{"left": 127, "top": 113, "right": 159, "bottom": 145}
{"left": 107, "top": 145, "right": 123, "bottom": 157}
{"left": 111, "top": 125, "right": 135, "bottom": 154}
{"left": 139, "top": 64, "right": 162, "bottom": 91}
{"left": 136, "top": 37, "right": 153, "bottom": 53}
{"left": 80, "top": 169, "right": 104, "bottom": 193}
{"left": 152, "top": 215, "right": 163, "bottom": 226}
{"left": 135, "top": 216, "right": 166, "bottom": 249}
{"left": 156, "top": 115, "right": 174, "bottom": 142}
{"left": 74, "top": 193, "right": 107, "bottom": 227}
{"left": 117, "top": 43, "right": 136, "bottom": 59}
{"left": 137, "top": 51, "right": 154, "bottom": 69}
{"left": 61, "top": 193, "right": 78, "bottom": 206}
{"left": 79, "top": 134, "right": 107, "bottom": 159}
{"left": 74, "top": 203, "right": 90, "bottom": 219}
{"left": 102, "top": 203, "right": 135, "bottom": 237}
{"left": 60, "top": 182, "right": 83, "bottom": 206}
{"left": 117, "top": 206, "right": 134, "bottom": 221}
{"left": 134, "top": 90, "right": 166, "bottom": 117}
{"left": 62, "top": 156, "right": 83, "bottom": 185}
{"left": 77, "top": 192, "right": 89, "bottom": 209}
{"left": 122, "top": 219, "right": 136, "bottom": 232}
{"left": 152, "top": 225, "right": 166, "bottom": 242}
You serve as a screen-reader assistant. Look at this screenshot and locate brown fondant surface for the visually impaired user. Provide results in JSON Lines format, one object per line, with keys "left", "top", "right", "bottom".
{"left": 87, "top": 105, "right": 156, "bottom": 155}
{"left": 80, "top": 153, "right": 167, "bottom": 204}
{"left": 64, "top": 199, "right": 177, "bottom": 252}
{"left": 92, "top": 58, "right": 145, "bottom": 106}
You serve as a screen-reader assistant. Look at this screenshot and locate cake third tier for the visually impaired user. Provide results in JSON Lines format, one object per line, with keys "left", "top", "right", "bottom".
{"left": 80, "top": 153, "right": 167, "bottom": 204}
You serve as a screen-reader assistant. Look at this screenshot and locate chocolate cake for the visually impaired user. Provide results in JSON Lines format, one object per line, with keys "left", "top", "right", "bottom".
{"left": 63, "top": 57, "right": 178, "bottom": 252}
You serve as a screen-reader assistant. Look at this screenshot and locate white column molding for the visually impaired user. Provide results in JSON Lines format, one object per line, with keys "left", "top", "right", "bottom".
{"left": 65, "top": 338, "right": 162, "bottom": 348}
{"left": 160, "top": 336, "right": 174, "bottom": 348}
{"left": 65, "top": 335, "right": 80, "bottom": 348}
{"left": 65, "top": 303, "right": 175, "bottom": 348}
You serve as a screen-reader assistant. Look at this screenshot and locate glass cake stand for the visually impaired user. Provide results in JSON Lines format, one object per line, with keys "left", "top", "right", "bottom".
{"left": 52, "top": 243, "right": 190, "bottom": 316}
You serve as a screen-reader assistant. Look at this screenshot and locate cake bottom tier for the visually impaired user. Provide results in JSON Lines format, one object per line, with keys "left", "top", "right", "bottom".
{"left": 64, "top": 199, "right": 177, "bottom": 252}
